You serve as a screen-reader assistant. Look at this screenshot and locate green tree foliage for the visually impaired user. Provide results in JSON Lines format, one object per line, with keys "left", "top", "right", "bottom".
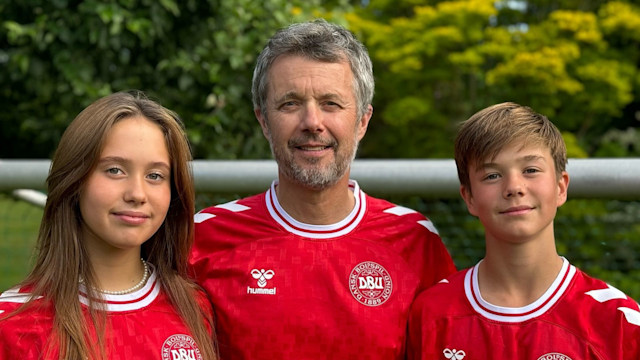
{"left": 347, "top": 0, "right": 640, "bottom": 158}
{"left": 0, "top": 0, "right": 348, "bottom": 159}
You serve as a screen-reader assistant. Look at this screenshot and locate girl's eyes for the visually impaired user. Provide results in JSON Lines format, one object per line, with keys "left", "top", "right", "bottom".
{"left": 147, "top": 172, "right": 166, "bottom": 181}
{"left": 106, "top": 167, "right": 124, "bottom": 175}
{"left": 105, "top": 167, "right": 166, "bottom": 181}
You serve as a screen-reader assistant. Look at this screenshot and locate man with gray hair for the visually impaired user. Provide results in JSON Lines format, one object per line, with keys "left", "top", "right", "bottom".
{"left": 190, "top": 19, "right": 456, "bottom": 359}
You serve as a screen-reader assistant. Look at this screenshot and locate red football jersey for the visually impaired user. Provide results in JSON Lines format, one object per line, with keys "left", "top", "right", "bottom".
{"left": 408, "top": 257, "right": 640, "bottom": 360}
{"left": 0, "top": 268, "right": 212, "bottom": 360}
{"left": 190, "top": 180, "right": 456, "bottom": 360}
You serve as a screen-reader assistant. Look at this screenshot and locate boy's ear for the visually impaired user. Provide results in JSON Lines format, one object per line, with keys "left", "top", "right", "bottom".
{"left": 460, "top": 185, "right": 479, "bottom": 217}
{"left": 556, "top": 171, "right": 570, "bottom": 207}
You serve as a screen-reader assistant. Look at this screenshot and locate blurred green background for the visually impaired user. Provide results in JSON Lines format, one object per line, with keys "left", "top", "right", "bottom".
{"left": 2, "top": 0, "right": 640, "bottom": 298}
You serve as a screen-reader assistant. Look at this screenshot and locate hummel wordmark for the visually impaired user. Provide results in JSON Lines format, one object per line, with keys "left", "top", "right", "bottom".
{"left": 247, "top": 269, "right": 276, "bottom": 295}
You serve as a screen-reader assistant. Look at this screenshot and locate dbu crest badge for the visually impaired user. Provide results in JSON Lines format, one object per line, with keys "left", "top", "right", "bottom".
{"left": 161, "top": 334, "right": 202, "bottom": 360}
{"left": 349, "top": 261, "right": 393, "bottom": 307}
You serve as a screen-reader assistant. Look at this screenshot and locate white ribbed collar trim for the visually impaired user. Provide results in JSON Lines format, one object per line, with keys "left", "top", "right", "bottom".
{"left": 79, "top": 264, "right": 161, "bottom": 312}
{"left": 464, "top": 257, "right": 576, "bottom": 322}
{"left": 265, "top": 179, "right": 366, "bottom": 239}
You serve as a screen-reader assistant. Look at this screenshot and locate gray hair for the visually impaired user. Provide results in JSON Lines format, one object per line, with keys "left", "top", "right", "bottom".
{"left": 251, "top": 19, "right": 374, "bottom": 119}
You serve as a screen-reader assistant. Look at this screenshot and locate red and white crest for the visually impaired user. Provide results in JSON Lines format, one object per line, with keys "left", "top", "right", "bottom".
{"left": 349, "top": 261, "right": 393, "bottom": 307}
{"left": 161, "top": 334, "right": 202, "bottom": 360}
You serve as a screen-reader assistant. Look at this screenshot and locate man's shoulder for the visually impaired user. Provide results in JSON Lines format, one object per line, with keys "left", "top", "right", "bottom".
{"left": 198, "top": 192, "right": 265, "bottom": 215}
{"left": 360, "top": 194, "right": 441, "bottom": 240}
{"left": 364, "top": 194, "right": 432, "bottom": 222}
{"left": 411, "top": 269, "right": 469, "bottom": 316}
{"left": 415, "top": 269, "right": 467, "bottom": 300}
{"left": 195, "top": 192, "right": 267, "bottom": 226}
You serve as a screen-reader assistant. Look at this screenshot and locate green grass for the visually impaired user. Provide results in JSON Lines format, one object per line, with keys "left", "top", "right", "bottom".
{"left": 0, "top": 194, "right": 42, "bottom": 292}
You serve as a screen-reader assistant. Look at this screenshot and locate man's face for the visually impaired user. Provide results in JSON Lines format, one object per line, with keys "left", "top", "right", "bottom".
{"left": 255, "top": 55, "right": 372, "bottom": 189}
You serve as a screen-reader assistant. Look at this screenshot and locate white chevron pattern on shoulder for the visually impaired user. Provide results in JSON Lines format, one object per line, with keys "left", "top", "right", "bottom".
{"left": 418, "top": 220, "right": 439, "bottom": 235}
{"left": 618, "top": 307, "right": 640, "bottom": 326}
{"left": 216, "top": 200, "right": 250, "bottom": 212}
{"left": 586, "top": 284, "right": 627, "bottom": 302}
{"left": 194, "top": 212, "right": 215, "bottom": 224}
{"left": 383, "top": 206, "right": 417, "bottom": 216}
{"left": 0, "top": 289, "right": 41, "bottom": 303}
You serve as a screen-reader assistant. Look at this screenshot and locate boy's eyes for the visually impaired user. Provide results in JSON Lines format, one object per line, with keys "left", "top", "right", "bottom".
{"left": 480, "top": 167, "right": 540, "bottom": 181}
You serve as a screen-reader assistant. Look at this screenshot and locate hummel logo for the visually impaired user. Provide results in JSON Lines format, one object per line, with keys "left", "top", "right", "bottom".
{"left": 443, "top": 349, "right": 466, "bottom": 359}
{"left": 251, "top": 269, "right": 274, "bottom": 288}
{"left": 247, "top": 269, "right": 276, "bottom": 295}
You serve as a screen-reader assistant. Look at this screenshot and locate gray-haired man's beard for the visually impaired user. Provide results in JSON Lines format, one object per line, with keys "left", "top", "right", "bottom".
{"left": 268, "top": 133, "right": 359, "bottom": 190}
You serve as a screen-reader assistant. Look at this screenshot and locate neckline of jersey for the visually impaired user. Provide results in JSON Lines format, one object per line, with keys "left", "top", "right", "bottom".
{"left": 464, "top": 257, "right": 576, "bottom": 322}
{"left": 265, "top": 179, "right": 367, "bottom": 239}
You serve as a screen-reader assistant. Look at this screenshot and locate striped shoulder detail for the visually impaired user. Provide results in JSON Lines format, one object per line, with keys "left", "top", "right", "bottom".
{"left": 194, "top": 200, "right": 251, "bottom": 224}
{"left": 216, "top": 200, "right": 251, "bottom": 213}
{"left": 586, "top": 284, "right": 640, "bottom": 327}
{"left": 383, "top": 205, "right": 439, "bottom": 235}
{"left": 0, "top": 287, "right": 43, "bottom": 304}
{"left": 383, "top": 206, "right": 417, "bottom": 216}
{"left": 417, "top": 220, "right": 439, "bottom": 235}
{"left": 194, "top": 212, "right": 215, "bottom": 223}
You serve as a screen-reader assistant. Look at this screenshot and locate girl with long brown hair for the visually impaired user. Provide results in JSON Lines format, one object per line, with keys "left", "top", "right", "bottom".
{"left": 0, "top": 91, "right": 217, "bottom": 360}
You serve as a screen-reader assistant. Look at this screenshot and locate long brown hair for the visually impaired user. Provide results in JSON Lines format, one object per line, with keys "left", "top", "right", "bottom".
{"left": 16, "top": 91, "right": 217, "bottom": 360}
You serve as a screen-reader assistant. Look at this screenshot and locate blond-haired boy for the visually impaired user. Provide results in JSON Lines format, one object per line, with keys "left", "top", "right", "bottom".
{"left": 408, "top": 102, "right": 640, "bottom": 359}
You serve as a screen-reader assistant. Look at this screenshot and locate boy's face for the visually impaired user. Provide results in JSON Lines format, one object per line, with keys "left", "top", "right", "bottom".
{"left": 460, "top": 141, "right": 569, "bottom": 244}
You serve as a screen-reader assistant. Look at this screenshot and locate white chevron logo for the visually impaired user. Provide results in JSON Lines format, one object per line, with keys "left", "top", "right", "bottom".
{"left": 216, "top": 200, "right": 250, "bottom": 212}
{"left": 618, "top": 307, "right": 640, "bottom": 326}
{"left": 585, "top": 284, "right": 627, "bottom": 302}
{"left": 586, "top": 284, "right": 640, "bottom": 327}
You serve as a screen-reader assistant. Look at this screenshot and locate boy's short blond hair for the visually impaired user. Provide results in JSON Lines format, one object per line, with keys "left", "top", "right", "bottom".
{"left": 454, "top": 102, "right": 567, "bottom": 192}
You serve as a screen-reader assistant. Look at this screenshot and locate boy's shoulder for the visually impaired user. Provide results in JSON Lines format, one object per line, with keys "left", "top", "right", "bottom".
{"left": 561, "top": 267, "right": 640, "bottom": 323}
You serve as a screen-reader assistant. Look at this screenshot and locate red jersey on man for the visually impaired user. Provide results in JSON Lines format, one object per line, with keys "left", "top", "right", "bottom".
{"left": 408, "top": 257, "right": 640, "bottom": 360}
{"left": 190, "top": 180, "right": 456, "bottom": 359}
{"left": 0, "top": 268, "right": 211, "bottom": 360}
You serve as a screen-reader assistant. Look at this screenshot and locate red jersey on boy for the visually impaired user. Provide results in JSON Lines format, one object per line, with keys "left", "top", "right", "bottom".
{"left": 408, "top": 257, "right": 640, "bottom": 360}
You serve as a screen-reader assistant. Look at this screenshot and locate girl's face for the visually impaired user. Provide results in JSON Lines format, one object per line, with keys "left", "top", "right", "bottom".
{"left": 79, "top": 116, "right": 171, "bottom": 256}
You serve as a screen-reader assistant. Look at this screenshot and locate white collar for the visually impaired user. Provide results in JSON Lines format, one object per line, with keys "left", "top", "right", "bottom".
{"left": 265, "top": 179, "right": 367, "bottom": 239}
{"left": 464, "top": 257, "right": 576, "bottom": 322}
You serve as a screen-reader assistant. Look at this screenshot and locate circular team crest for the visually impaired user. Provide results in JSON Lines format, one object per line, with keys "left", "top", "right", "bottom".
{"left": 349, "top": 261, "right": 393, "bottom": 307}
{"left": 161, "top": 334, "right": 202, "bottom": 360}
{"left": 537, "top": 353, "right": 573, "bottom": 360}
